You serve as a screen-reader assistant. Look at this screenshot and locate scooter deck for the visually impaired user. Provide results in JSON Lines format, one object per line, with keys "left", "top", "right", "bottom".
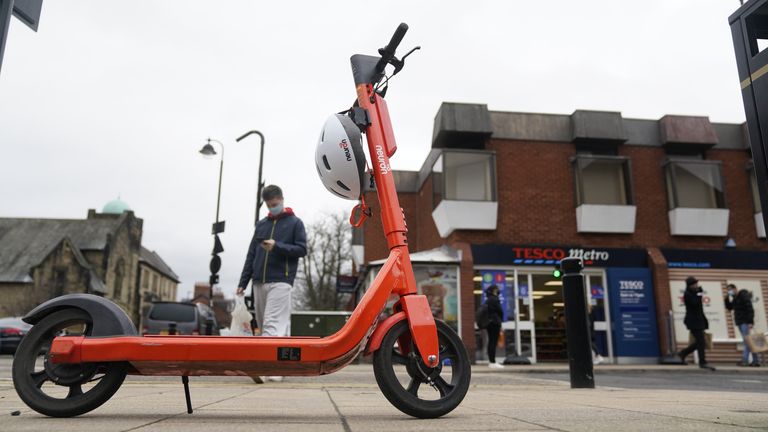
{"left": 45, "top": 249, "right": 440, "bottom": 376}
{"left": 49, "top": 331, "right": 370, "bottom": 377}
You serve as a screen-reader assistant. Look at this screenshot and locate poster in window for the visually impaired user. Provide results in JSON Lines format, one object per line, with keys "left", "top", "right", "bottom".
{"left": 670, "top": 280, "right": 728, "bottom": 341}
{"left": 414, "top": 265, "right": 459, "bottom": 333}
{"left": 480, "top": 270, "right": 512, "bottom": 321}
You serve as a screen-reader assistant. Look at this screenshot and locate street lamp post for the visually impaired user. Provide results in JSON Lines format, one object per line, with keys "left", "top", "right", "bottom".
{"left": 235, "top": 130, "right": 265, "bottom": 324}
{"left": 236, "top": 130, "right": 265, "bottom": 225}
{"left": 199, "top": 138, "right": 225, "bottom": 305}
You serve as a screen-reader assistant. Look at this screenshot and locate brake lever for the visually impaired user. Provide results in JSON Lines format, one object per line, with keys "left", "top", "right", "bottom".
{"left": 401, "top": 46, "right": 421, "bottom": 62}
{"left": 388, "top": 46, "right": 421, "bottom": 76}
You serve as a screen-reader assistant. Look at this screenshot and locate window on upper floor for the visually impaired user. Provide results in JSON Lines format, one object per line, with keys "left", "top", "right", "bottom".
{"left": 432, "top": 150, "right": 496, "bottom": 209}
{"left": 351, "top": 225, "right": 363, "bottom": 246}
{"left": 664, "top": 159, "right": 725, "bottom": 209}
{"left": 572, "top": 155, "right": 633, "bottom": 206}
{"left": 749, "top": 163, "right": 763, "bottom": 214}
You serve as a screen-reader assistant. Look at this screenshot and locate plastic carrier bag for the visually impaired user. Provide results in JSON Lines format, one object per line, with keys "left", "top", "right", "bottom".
{"left": 230, "top": 295, "right": 254, "bottom": 336}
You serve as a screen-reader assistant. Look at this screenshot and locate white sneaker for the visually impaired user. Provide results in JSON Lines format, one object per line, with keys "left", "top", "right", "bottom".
{"left": 593, "top": 355, "right": 604, "bottom": 365}
{"left": 266, "top": 376, "right": 284, "bottom": 382}
{"left": 488, "top": 362, "right": 505, "bottom": 369}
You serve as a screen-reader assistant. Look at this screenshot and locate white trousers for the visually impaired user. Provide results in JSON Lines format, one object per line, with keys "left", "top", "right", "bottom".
{"left": 253, "top": 282, "right": 292, "bottom": 337}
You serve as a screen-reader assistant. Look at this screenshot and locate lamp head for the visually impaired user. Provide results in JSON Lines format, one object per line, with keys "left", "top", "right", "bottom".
{"left": 199, "top": 139, "right": 217, "bottom": 159}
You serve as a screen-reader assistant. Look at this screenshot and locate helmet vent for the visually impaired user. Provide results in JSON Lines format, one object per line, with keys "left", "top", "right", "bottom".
{"left": 336, "top": 181, "right": 351, "bottom": 191}
{"left": 329, "top": 188, "right": 347, "bottom": 199}
{"left": 322, "top": 155, "right": 331, "bottom": 170}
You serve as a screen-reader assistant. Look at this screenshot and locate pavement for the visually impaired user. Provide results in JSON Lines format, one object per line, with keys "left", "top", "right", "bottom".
{"left": 1, "top": 356, "right": 767, "bottom": 432}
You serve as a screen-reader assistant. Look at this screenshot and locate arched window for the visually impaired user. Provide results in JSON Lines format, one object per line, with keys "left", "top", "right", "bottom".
{"left": 114, "top": 258, "right": 125, "bottom": 300}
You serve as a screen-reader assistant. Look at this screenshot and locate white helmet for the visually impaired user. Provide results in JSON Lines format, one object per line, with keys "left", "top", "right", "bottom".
{"left": 315, "top": 114, "right": 366, "bottom": 200}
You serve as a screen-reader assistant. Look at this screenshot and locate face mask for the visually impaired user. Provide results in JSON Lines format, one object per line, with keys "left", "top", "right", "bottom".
{"left": 268, "top": 203, "right": 284, "bottom": 216}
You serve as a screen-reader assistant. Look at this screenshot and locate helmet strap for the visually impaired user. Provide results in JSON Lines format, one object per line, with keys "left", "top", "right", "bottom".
{"left": 350, "top": 194, "right": 372, "bottom": 228}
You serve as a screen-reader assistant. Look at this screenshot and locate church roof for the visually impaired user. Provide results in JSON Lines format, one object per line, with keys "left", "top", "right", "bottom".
{"left": 140, "top": 246, "right": 180, "bottom": 283}
{"left": 0, "top": 216, "right": 127, "bottom": 283}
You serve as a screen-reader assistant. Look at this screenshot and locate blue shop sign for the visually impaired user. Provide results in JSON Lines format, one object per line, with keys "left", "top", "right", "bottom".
{"left": 607, "top": 268, "right": 659, "bottom": 358}
{"left": 662, "top": 248, "right": 768, "bottom": 270}
{"left": 472, "top": 244, "right": 648, "bottom": 268}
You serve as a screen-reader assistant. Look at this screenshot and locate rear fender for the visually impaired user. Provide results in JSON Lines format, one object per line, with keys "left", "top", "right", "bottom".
{"left": 23, "top": 294, "right": 137, "bottom": 336}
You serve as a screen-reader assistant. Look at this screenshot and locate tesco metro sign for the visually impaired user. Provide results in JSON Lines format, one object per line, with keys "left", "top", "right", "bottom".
{"left": 512, "top": 247, "right": 610, "bottom": 264}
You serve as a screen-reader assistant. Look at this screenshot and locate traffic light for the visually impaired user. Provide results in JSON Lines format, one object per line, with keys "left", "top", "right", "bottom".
{"left": 552, "top": 264, "right": 562, "bottom": 279}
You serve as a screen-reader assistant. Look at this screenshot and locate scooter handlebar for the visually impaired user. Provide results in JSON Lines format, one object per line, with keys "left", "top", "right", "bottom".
{"left": 376, "top": 23, "right": 408, "bottom": 72}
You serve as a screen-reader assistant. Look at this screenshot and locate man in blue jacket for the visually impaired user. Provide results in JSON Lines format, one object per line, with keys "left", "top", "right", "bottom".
{"left": 237, "top": 185, "right": 307, "bottom": 345}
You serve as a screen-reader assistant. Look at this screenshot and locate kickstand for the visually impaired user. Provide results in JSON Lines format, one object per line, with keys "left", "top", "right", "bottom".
{"left": 181, "top": 375, "right": 193, "bottom": 414}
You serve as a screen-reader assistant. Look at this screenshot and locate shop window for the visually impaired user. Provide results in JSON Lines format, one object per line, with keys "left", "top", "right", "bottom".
{"left": 572, "top": 155, "right": 633, "bottom": 205}
{"left": 748, "top": 164, "right": 762, "bottom": 214}
{"left": 432, "top": 154, "right": 443, "bottom": 209}
{"left": 432, "top": 150, "right": 496, "bottom": 207}
{"left": 664, "top": 160, "right": 726, "bottom": 209}
{"left": 351, "top": 226, "right": 363, "bottom": 246}
{"left": 414, "top": 265, "right": 459, "bottom": 334}
{"left": 113, "top": 258, "right": 125, "bottom": 300}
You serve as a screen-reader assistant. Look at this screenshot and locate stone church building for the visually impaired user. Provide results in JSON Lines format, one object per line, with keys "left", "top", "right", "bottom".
{"left": 0, "top": 199, "right": 179, "bottom": 327}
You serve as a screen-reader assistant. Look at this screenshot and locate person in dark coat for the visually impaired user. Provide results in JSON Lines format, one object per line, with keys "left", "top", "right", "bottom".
{"left": 236, "top": 185, "right": 307, "bottom": 383}
{"left": 485, "top": 285, "right": 504, "bottom": 369}
{"left": 725, "top": 284, "right": 760, "bottom": 366}
{"left": 678, "top": 276, "right": 716, "bottom": 371}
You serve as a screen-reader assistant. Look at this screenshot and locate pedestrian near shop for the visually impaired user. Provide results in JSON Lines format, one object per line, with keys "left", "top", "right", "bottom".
{"left": 678, "top": 276, "right": 716, "bottom": 371}
{"left": 725, "top": 284, "right": 761, "bottom": 367}
{"left": 237, "top": 185, "right": 307, "bottom": 382}
{"left": 485, "top": 285, "right": 504, "bottom": 369}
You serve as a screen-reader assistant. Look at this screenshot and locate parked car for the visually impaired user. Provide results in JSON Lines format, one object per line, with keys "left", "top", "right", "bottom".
{"left": 0, "top": 317, "right": 33, "bottom": 354}
{"left": 143, "top": 302, "right": 220, "bottom": 336}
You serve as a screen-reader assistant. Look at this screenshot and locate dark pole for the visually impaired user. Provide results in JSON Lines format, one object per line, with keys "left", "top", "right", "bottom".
{"left": 236, "top": 130, "right": 265, "bottom": 327}
{"left": 0, "top": 0, "right": 44, "bottom": 76}
{"left": 200, "top": 138, "right": 225, "bottom": 307}
{"left": 215, "top": 155, "right": 223, "bottom": 223}
{"left": 560, "top": 257, "right": 595, "bottom": 389}
{"left": 0, "top": 0, "right": 13, "bottom": 76}
{"left": 236, "top": 130, "right": 265, "bottom": 225}
{"left": 211, "top": 139, "right": 224, "bottom": 305}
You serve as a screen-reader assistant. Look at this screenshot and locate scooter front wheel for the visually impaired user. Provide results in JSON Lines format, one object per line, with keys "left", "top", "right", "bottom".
{"left": 373, "top": 319, "right": 470, "bottom": 418}
{"left": 12, "top": 308, "right": 127, "bottom": 417}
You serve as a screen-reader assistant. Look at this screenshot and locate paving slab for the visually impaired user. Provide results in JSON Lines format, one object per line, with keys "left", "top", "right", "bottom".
{"left": 0, "top": 358, "right": 766, "bottom": 431}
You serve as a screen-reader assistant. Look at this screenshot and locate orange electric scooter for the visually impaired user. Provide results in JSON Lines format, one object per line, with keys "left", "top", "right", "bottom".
{"left": 12, "top": 23, "right": 471, "bottom": 419}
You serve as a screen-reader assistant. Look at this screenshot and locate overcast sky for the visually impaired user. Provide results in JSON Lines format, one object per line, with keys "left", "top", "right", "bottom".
{"left": 0, "top": 0, "right": 749, "bottom": 300}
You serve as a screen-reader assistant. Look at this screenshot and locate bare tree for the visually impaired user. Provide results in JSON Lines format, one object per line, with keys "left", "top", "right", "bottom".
{"left": 294, "top": 212, "right": 352, "bottom": 310}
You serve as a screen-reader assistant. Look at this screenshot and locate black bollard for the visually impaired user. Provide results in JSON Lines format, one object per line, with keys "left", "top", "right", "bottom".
{"left": 205, "top": 318, "right": 213, "bottom": 336}
{"left": 560, "top": 257, "right": 595, "bottom": 389}
{"left": 168, "top": 322, "right": 177, "bottom": 335}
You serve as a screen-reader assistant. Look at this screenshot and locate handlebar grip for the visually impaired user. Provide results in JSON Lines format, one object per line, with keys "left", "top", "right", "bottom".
{"left": 376, "top": 23, "right": 408, "bottom": 72}
{"left": 385, "top": 23, "right": 408, "bottom": 53}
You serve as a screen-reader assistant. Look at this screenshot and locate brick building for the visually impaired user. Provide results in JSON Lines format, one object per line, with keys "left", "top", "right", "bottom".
{"left": 0, "top": 199, "right": 179, "bottom": 327}
{"left": 358, "top": 103, "right": 768, "bottom": 364}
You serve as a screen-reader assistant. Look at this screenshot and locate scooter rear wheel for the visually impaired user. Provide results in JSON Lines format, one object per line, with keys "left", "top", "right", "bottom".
{"left": 373, "top": 319, "right": 470, "bottom": 418}
{"left": 12, "top": 308, "right": 127, "bottom": 417}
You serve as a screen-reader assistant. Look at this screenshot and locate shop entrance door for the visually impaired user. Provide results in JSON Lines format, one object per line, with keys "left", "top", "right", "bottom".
{"left": 520, "top": 270, "right": 613, "bottom": 363}
{"left": 506, "top": 271, "right": 536, "bottom": 363}
{"left": 585, "top": 271, "right": 613, "bottom": 362}
{"left": 528, "top": 273, "right": 567, "bottom": 362}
